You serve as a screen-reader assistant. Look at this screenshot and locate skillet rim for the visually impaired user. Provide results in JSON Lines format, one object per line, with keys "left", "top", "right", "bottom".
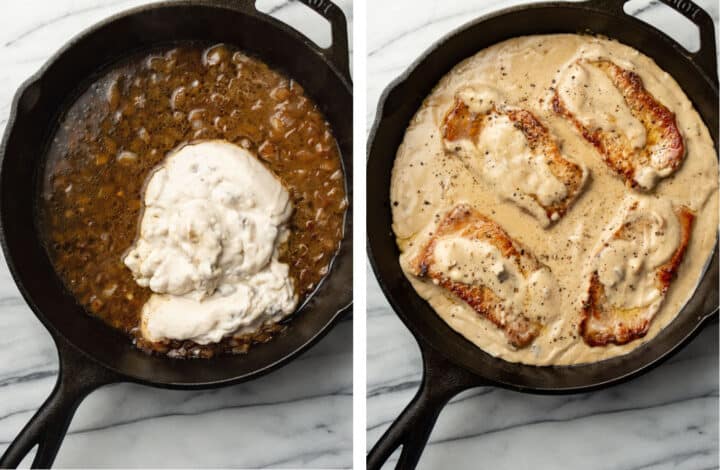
{"left": 0, "top": 0, "right": 353, "bottom": 389}
{"left": 366, "top": 0, "right": 719, "bottom": 393}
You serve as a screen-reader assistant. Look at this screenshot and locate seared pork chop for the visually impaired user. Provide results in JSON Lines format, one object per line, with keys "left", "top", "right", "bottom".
{"left": 412, "top": 204, "right": 558, "bottom": 348}
{"left": 553, "top": 59, "right": 684, "bottom": 190}
{"left": 442, "top": 90, "right": 587, "bottom": 226}
{"left": 580, "top": 198, "right": 693, "bottom": 346}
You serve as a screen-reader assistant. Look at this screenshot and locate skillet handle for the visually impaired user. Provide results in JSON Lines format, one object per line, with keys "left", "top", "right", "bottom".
{"left": 367, "top": 346, "right": 490, "bottom": 470}
{"left": 589, "top": 0, "right": 718, "bottom": 84}
{"left": 296, "top": 0, "right": 352, "bottom": 82}
{"left": 215, "top": 0, "right": 351, "bottom": 82}
{"left": 0, "top": 337, "right": 119, "bottom": 468}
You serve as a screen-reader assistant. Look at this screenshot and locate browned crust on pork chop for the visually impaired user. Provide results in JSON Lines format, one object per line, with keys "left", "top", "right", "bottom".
{"left": 580, "top": 204, "right": 694, "bottom": 346}
{"left": 552, "top": 59, "right": 684, "bottom": 189}
{"left": 412, "top": 204, "right": 546, "bottom": 348}
{"left": 442, "top": 98, "right": 586, "bottom": 222}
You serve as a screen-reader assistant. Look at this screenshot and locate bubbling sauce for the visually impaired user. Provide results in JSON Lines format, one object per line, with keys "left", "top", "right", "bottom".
{"left": 39, "top": 43, "right": 347, "bottom": 358}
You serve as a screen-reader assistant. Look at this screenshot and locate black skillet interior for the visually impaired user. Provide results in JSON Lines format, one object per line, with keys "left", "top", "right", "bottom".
{"left": 0, "top": 0, "right": 351, "bottom": 467}
{"left": 367, "top": 0, "right": 717, "bottom": 468}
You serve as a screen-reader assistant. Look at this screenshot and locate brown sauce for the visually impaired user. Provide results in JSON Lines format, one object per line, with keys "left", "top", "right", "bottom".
{"left": 39, "top": 43, "right": 347, "bottom": 358}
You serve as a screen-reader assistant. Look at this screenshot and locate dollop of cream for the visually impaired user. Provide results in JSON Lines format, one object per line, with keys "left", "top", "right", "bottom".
{"left": 124, "top": 140, "right": 297, "bottom": 344}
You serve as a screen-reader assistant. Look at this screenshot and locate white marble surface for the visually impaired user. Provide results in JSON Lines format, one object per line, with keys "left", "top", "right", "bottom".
{"left": 366, "top": 0, "right": 719, "bottom": 469}
{"left": 0, "top": 1, "right": 352, "bottom": 468}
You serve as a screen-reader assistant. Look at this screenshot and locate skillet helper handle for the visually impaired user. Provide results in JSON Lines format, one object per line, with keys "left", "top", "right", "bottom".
{"left": 589, "top": 0, "right": 718, "bottom": 84}
{"left": 213, "top": 0, "right": 351, "bottom": 81}
{"left": 296, "top": 0, "right": 351, "bottom": 82}
{"left": 0, "top": 339, "right": 118, "bottom": 469}
{"left": 367, "top": 347, "right": 489, "bottom": 470}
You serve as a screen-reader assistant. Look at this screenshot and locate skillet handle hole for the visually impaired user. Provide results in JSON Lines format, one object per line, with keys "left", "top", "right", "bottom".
{"left": 624, "top": 0, "right": 700, "bottom": 52}
{"left": 18, "top": 444, "right": 38, "bottom": 469}
{"left": 256, "top": 0, "right": 333, "bottom": 49}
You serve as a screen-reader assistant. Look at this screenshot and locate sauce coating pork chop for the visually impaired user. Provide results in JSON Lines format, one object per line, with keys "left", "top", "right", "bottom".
{"left": 442, "top": 89, "right": 587, "bottom": 226}
{"left": 580, "top": 198, "right": 694, "bottom": 346}
{"left": 411, "top": 204, "right": 558, "bottom": 348}
{"left": 392, "top": 35, "right": 718, "bottom": 366}
{"left": 553, "top": 59, "right": 684, "bottom": 190}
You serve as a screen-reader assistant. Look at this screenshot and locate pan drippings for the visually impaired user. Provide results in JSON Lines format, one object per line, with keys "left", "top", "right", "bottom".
{"left": 39, "top": 44, "right": 347, "bottom": 358}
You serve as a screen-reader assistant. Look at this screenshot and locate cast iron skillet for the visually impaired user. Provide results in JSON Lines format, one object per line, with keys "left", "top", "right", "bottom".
{"left": 0, "top": 0, "right": 352, "bottom": 467}
{"left": 366, "top": 0, "right": 717, "bottom": 468}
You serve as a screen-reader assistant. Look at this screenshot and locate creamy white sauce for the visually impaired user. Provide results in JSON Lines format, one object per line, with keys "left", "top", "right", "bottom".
{"left": 590, "top": 196, "right": 679, "bottom": 311}
{"left": 448, "top": 90, "right": 572, "bottom": 225}
{"left": 457, "top": 87, "right": 503, "bottom": 114}
{"left": 431, "top": 236, "right": 559, "bottom": 327}
{"left": 557, "top": 60, "right": 647, "bottom": 150}
{"left": 124, "top": 140, "right": 297, "bottom": 344}
{"left": 554, "top": 50, "right": 679, "bottom": 190}
{"left": 391, "top": 35, "right": 718, "bottom": 365}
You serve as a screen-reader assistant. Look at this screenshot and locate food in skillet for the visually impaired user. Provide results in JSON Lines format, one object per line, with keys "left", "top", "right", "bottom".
{"left": 441, "top": 88, "right": 588, "bottom": 226}
{"left": 391, "top": 34, "right": 718, "bottom": 365}
{"left": 411, "top": 204, "right": 558, "bottom": 348}
{"left": 552, "top": 58, "right": 685, "bottom": 189}
{"left": 124, "top": 141, "right": 297, "bottom": 345}
{"left": 580, "top": 197, "right": 693, "bottom": 346}
{"left": 40, "top": 44, "right": 347, "bottom": 358}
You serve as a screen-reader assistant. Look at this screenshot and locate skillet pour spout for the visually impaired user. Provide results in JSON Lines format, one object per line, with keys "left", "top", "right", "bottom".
{"left": 366, "top": 0, "right": 718, "bottom": 468}
{"left": 0, "top": 0, "right": 352, "bottom": 468}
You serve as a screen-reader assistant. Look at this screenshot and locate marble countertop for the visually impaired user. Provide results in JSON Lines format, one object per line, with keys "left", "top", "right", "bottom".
{"left": 366, "top": 1, "right": 719, "bottom": 469}
{"left": 0, "top": 0, "right": 352, "bottom": 468}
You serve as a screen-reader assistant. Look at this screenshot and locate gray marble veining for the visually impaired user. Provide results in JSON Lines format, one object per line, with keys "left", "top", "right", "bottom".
{"left": 366, "top": 1, "right": 719, "bottom": 468}
{"left": 0, "top": 1, "right": 352, "bottom": 468}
